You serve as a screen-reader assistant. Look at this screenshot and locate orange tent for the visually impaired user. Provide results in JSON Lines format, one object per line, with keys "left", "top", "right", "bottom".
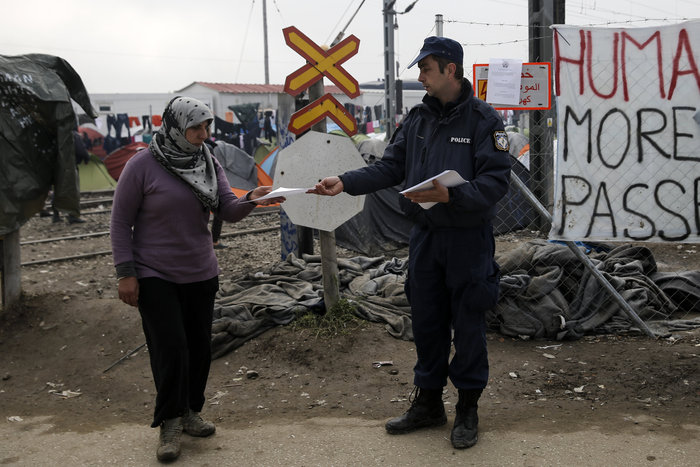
{"left": 103, "top": 142, "right": 149, "bottom": 181}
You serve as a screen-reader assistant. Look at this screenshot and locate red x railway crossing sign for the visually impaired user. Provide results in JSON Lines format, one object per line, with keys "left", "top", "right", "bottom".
{"left": 287, "top": 93, "right": 356, "bottom": 134}
{"left": 283, "top": 26, "right": 359, "bottom": 136}
{"left": 284, "top": 27, "right": 360, "bottom": 98}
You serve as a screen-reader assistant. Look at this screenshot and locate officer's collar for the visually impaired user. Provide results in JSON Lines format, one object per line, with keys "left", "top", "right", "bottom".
{"left": 423, "top": 79, "right": 472, "bottom": 115}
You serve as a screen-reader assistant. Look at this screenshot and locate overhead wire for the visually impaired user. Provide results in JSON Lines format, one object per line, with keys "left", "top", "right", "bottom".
{"left": 573, "top": 0, "right": 674, "bottom": 19}
{"left": 396, "top": 23, "right": 436, "bottom": 80}
{"left": 234, "top": 0, "right": 257, "bottom": 82}
{"left": 271, "top": 0, "right": 284, "bottom": 19}
{"left": 393, "top": 1, "right": 429, "bottom": 81}
{"left": 325, "top": 0, "right": 358, "bottom": 45}
{"left": 444, "top": 14, "right": 695, "bottom": 51}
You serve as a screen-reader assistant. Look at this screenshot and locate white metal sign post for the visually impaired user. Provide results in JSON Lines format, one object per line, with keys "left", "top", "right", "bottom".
{"left": 274, "top": 132, "right": 366, "bottom": 232}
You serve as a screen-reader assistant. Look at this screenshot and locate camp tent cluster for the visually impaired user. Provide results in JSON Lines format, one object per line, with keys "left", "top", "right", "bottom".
{"left": 74, "top": 122, "right": 277, "bottom": 200}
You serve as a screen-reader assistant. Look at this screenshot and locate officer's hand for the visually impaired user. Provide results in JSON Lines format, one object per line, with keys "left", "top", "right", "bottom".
{"left": 403, "top": 180, "right": 450, "bottom": 204}
{"left": 308, "top": 176, "right": 344, "bottom": 196}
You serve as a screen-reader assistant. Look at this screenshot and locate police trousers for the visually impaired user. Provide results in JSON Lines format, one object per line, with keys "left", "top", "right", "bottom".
{"left": 406, "top": 224, "right": 499, "bottom": 390}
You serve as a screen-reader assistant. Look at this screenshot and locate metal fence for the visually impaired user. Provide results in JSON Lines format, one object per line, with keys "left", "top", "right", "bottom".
{"left": 489, "top": 112, "right": 699, "bottom": 340}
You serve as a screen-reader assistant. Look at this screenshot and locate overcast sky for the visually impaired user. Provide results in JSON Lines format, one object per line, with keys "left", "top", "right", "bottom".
{"left": 2, "top": 0, "right": 699, "bottom": 94}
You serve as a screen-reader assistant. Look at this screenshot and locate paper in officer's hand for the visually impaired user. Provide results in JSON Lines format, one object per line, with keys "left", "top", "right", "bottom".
{"left": 399, "top": 170, "right": 467, "bottom": 209}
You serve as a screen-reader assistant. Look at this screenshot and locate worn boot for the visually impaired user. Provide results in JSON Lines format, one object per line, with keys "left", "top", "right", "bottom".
{"left": 182, "top": 409, "right": 216, "bottom": 437}
{"left": 156, "top": 417, "right": 183, "bottom": 461}
{"left": 385, "top": 387, "right": 447, "bottom": 434}
{"left": 451, "top": 389, "right": 481, "bottom": 449}
{"left": 67, "top": 215, "right": 86, "bottom": 224}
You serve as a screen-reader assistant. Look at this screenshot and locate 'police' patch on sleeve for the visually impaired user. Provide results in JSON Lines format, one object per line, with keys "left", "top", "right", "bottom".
{"left": 493, "top": 130, "right": 509, "bottom": 151}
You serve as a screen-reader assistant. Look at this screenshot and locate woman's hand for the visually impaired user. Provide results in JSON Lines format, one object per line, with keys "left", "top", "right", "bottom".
{"left": 249, "top": 186, "right": 286, "bottom": 206}
{"left": 118, "top": 277, "right": 139, "bottom": 307}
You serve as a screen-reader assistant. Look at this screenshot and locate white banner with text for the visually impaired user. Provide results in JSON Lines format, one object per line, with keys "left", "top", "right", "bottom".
{"left": 549, "top": 20, "right": 700, "bottom": 243}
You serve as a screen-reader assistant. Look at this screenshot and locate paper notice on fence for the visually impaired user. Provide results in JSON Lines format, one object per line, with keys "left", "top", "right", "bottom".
{"left": 485, "top": 58, "right": 523, "bottom": 106}
{"left": 400, "top": 169, "right": 466, "bottom": 209}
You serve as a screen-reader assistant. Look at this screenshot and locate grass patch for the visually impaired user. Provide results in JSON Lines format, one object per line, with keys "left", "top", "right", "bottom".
{"left": 291, "top": 298, "right": 363, "bottom": 338}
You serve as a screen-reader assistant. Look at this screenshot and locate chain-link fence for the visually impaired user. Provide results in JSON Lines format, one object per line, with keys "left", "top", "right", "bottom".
{"left": 489, "top": 103, "right": 699, "bottom": 340}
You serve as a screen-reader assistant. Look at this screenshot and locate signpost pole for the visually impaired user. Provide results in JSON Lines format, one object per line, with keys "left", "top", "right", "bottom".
{"left": 308, "top": 79, "right": 340, "bottom": 310}
{"left": 1, "top": 230, "right": 21, "bottom": 310}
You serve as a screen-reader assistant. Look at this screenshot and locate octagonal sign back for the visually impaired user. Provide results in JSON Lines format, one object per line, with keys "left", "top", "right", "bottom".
{"left": 274, "top": 131, "right": 366, "bottom": 231}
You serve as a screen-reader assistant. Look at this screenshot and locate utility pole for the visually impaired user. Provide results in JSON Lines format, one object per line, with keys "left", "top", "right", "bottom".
{"left": 528, "top": 0, "right": 564, "bottom": 230}
{"left": 383, "top": 0, "right": 397, "bottom": 140}
{"left": 435, "top": 14, "right": 444, "bottom": 37}
{"left": 263, "top": 0, "right": 270, "bottom": 84}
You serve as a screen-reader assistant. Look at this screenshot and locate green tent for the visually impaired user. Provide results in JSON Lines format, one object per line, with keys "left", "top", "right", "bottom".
{"left": 78, "top": 154, "right": 117, "bottom": 191}
{"left": 253, "top": 139, "right": 277, "bottom": 164}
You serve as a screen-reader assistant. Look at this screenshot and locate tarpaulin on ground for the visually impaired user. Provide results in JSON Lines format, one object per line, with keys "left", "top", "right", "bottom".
{"left": 0, "top": 53, "right": 96, "bottom": 236}
{"left": 211, "top": 254, "right": 410, "bottom": 359}
{"left": 210, "top": 243, "right": 700, "bottom": 359}
{"left": 489, "top": 240, "right": 700, "bottom": 339}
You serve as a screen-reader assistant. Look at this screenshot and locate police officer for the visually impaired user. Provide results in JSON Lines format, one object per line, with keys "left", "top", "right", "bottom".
{"left": 310, "top": 36, "right": 511, "bottom": 449}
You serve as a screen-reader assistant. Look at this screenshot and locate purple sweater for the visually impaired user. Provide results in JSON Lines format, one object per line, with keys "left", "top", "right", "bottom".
{"left": 110, "top": 149, "right": 256, "bottom": 283}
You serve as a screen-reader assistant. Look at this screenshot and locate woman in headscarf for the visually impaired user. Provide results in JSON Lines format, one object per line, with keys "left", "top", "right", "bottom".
{"left": 110, "top": 96, "right": 284, "bottom": 462}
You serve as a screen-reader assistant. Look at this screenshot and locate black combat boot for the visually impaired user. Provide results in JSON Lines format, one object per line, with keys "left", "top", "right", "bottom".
{"left": 385, "top": 387, "right": 447, "bottom": 434}
{"left": 451, "top": 388, "right": 481, "bottom": 449}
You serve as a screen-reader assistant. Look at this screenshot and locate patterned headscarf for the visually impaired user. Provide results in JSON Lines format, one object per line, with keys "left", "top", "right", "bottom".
{"left": 149, "top": 96, "right": 218, "bottom": 210}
